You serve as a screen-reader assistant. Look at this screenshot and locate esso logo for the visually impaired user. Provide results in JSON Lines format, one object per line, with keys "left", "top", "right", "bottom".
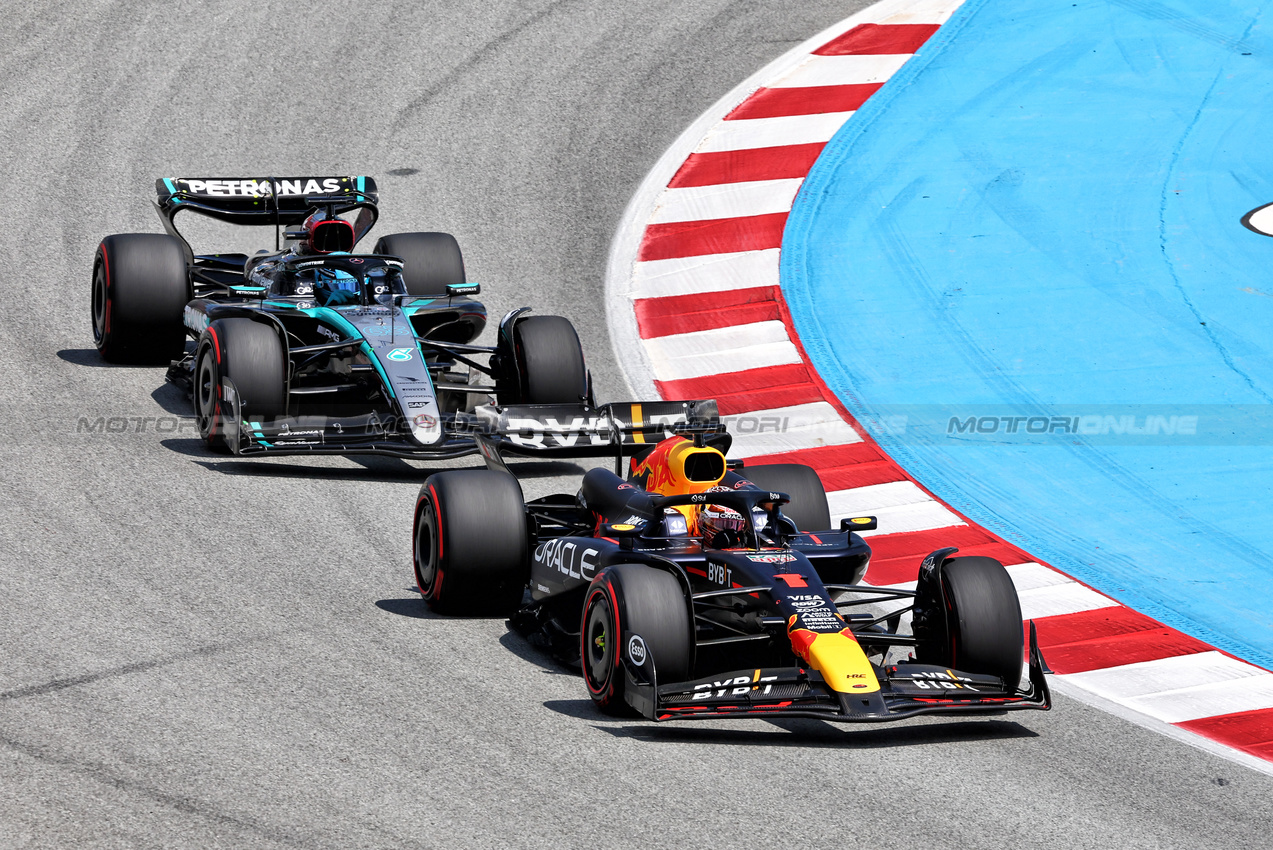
{"left": 627, "top": 635, "right": 647, "bottom": 666}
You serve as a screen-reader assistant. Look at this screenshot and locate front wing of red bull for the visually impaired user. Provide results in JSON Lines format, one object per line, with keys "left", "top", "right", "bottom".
{"left": 620, "top": 623, "right": 1051, "bottom": 723}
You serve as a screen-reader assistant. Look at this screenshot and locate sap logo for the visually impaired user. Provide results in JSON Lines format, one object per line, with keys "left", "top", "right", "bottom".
{"left": 533, "top": 538, "right": 599, "bottom": 581}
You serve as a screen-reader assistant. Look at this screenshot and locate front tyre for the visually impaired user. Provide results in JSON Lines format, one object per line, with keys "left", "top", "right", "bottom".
{"left": 373, "top": 232, "right": 465, "bottom": 297}
{"left": 514, "top": 315, "right": 588, "bottom": 404}
{"left": 919, "top": 556, "right": 1024, "bottom": 693}
{"left": 582, "top": 564, "right": 692, "bottom": 716}
{"left": 413, "top": 469, "right": 528, "bottom": 615}
{"left": 193, "top": 318, "right": 287, "bottom": 449}
{"left": 741, "top": 463, "right": 831, "bottom": 532}
{"left": 92, "top": 234, "right": 190, "bottom": 363}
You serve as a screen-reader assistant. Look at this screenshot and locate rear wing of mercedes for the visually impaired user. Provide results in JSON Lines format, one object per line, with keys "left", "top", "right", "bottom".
{"left": 152, "top": 175, "right": 378, "bottom": 260}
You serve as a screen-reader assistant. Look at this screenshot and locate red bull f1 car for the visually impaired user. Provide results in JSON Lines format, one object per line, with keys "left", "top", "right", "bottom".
{"left": 91, "top": 175, "right": 663, "bottom": 459}
{"left": 412, "top": 430, "right": 1051, "bottom": 723}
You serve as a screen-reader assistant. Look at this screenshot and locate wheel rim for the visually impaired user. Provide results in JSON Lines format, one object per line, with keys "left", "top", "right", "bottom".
{"left": 195, "top": 345, "right": 219, "bottom": 439}
{"left": 583, "top": 591, "right": 615, "bottom": 693}
{"left": 414, "top": 503, "right": 440, "bottom": 598}
{"left": 91, "top": 262, "right": 107, "bottom": 346}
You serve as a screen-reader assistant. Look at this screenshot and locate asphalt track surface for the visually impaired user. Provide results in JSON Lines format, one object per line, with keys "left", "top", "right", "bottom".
{"left": 1, "top": 2, "right": 1270, "bottom": 847}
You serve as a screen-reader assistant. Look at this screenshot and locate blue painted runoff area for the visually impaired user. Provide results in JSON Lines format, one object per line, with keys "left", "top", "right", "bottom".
{"left": 782, "top": 0, "right": 1273, "bottom": 669}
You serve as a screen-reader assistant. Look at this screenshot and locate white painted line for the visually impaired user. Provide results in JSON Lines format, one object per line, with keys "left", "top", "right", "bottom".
{"left": 866, "top": 0, "right": 963, "bottom": 24}
{"left": 724, "top": 401, "right": 861, "bottom": 437}
{"left": 1131, "top": 676, "right": 1273, "bottom": 724}
{"left": 1064, "top": 651, "right": 1258, "bottom": 701}
{"left": 852, "top": 501, "right": 966, "bottom": 536}
{"left": 1005, "top": 561, "right": 1072, "bottom": 592}
{"left": 728, "top": 401, "right": 864, "bottom": 456}
{"left": 1016, "top": 582, "right": 1119, "bottom": 620}
{"left": 1063, "top": 652, "right": 1273, "bottom": 724}
{"left": 827, "top": 480, "right": 936, "bottom": 514}
{"left": 770, "top": 54, "right": 913, "bottom": 88}
{"left": 649, "top": 179, "right": 804, "bottom": 224}
{"left": 630, "top": 250, "right": 780, "bottom": 300}
{"left": 698, "top": 112, "right": 857, "bottom": 152}
{"left": 651, "top": 341, "right": 802, "bottom": 383}
{"left": 643, "top": 321, "right": 801, "bottom": 382}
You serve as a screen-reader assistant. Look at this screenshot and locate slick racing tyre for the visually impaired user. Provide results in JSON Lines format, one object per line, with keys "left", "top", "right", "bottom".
{"left": 194, "top": 318, "right": 288, "bottom": 449}
{"left": 373, "top": 232, "right": 465, "bottom": 297}
{"left": 413, "top": 469, "right": 528, "bottom": 615}
{"left": 741, "top": 463, "right": 831, "bottom": 532}
{"left": 514, "top": 315, "right": 588, "bottom": 404}
{"left": 918, "top": 556, "right": 1024, "bottom": 693}
{"left": 92, "top": 234, "right": 190, "bottom": 364}
{"left": 582, "top": 564, "right": 692, "bottom": 716}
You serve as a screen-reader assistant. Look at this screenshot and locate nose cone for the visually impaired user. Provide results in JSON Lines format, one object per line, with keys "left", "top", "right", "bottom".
{"left": 789, "top": 626, "right": 879, "bottom": 695}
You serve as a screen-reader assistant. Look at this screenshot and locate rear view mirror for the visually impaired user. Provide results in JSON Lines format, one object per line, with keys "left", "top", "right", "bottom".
{"left": 447, "top": 282, "right": 481, "bottom": 297}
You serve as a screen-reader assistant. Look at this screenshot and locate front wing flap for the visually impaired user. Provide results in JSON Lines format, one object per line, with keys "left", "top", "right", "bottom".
{"left": 215, "top": 392, "right": 721, "bottom": 460}
{"left": 626, "top": 622, "right": 1052, "bottom": 723}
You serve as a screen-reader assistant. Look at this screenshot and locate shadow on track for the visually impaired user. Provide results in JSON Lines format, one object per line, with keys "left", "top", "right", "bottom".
{"left": 150, "top": 383, "right": 192, "bottom": 416}
{"left": 497, "top": 630, "right": 578, "bottom": 676}
{"left": 579, "top": 715, "right": 1037, "bottom": 749}
{"left": 374, "top": 593, "right": 441, "bottom": 620}
{"left": 56, "top": 348, "right": 113, "bottom": 368}
{"left": 57, "top": 344, "right": 194, "bottom": 370}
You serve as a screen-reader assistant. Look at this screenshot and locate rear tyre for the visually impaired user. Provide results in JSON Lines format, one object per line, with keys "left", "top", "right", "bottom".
{"left": 920, "top": 556, "right": 1024, "bottom": 692}
{"left": 582, "top": 564, "right": 692, "bottom": 716}
{"left": 741, "top": 463, "right": 831, "bottom": 532}
{"left": 373, "top": 232, "right": 465, "bottom": 297}
{"left": 92, "top": 234, "right": 190, "bottom": 363}
{"left": 413, "top": 470, "right": 528, "bottom": 615}
{"left": 193, "top": 318, "right": 288, "bottom": 449}
{"left": 514, "top": 315, "right": 587, "bottom": 404}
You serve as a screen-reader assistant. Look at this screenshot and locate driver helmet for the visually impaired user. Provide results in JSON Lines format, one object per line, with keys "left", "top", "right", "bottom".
{"left": 700, "top": 502, "right": 747, "bottom": 543}
{"left": 298, "top": 211, "right": 355, "bottom": 254}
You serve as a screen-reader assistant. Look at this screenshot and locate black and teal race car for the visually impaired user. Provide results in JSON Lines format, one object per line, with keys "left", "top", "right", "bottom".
{"left": 90, "top": 175, "right": 644, "bottom": 459}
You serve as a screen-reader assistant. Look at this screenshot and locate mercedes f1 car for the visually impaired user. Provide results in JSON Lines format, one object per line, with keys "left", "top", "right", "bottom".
{"left": 411, "top": 431, "right": 1050, "bottom": 723}
{"left": 91, "top": 175, "right": 652, "bottom": 459}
